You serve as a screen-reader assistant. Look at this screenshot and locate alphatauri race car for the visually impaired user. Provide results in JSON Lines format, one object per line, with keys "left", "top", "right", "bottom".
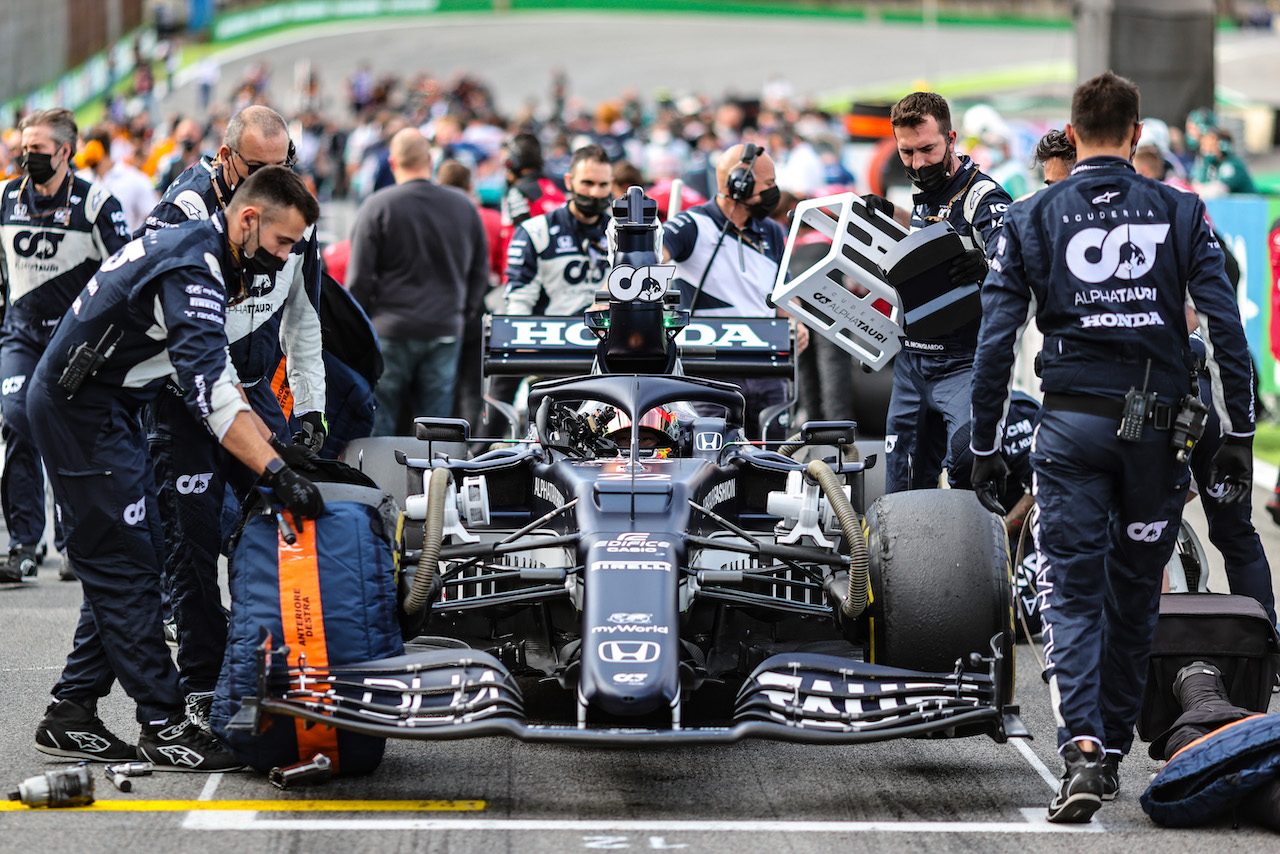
{"left": 233, "top": 189, "right": 1025, "bottom": 747}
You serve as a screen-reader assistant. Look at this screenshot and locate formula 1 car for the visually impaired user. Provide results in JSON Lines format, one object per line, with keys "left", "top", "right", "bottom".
{"left": 233, "top": 189, "right": 1023, "bottom": 746}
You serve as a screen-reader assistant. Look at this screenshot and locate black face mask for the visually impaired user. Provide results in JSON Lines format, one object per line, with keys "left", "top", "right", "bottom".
{"left": 905, "top": 144, "right": 952, "bottom": 193}
{"left": 21, "top": 151, "right": 59, "bottom": 186}
{"left": 747, "top": 185, "right": 782, "bottom": 220}
{"left": 181, "top": 138, "right": 198, "bottom": 153}
{"left": 572, "top": 192, "right": 610, "bottom": 220}
{"left": 239, "top": 218, "right": 288, "bottom": 284}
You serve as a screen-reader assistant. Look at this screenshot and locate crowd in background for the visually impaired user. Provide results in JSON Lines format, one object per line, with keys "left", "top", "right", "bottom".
{"left": 0, "top": 38, "right": 1262, "bottom": 240}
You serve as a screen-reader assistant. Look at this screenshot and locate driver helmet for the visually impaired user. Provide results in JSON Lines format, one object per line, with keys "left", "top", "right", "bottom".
{"left": 580, "top": 402, "right": 688, "bottom": 451}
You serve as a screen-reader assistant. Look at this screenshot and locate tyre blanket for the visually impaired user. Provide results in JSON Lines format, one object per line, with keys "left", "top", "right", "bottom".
{"left": 211, "top": 499, "right": 403, "bottom": 774}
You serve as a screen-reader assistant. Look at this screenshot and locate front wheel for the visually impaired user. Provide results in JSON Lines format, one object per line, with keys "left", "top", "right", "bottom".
{"left": 865, "top": 489, "right": 1014, "bottom": 702}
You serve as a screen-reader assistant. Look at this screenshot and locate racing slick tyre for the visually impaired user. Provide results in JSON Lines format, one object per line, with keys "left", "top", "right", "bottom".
{"left": 865, "top": 489, "right": 1014, "bottom": 702}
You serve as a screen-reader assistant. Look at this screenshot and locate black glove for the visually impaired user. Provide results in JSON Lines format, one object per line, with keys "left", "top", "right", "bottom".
{"left": 948, "top": 247, "right": 988, "bottom": 287}
{"left": 1208, "top": 435, "right": 1253, "bottom": 505}
{"left": 861, "top": 193, "right": 895, "bottom": 219}
{"left": 269, "top": 435, "right": 318, "bottom": 472}
{"left": 971, "top": 452, "right": 1011, "bottom": 515}
{"left": 265, "top": 461, "right": 325, "bottom": 522}
{"left": 293, "top": 411, "right": 327, "bottom": 454}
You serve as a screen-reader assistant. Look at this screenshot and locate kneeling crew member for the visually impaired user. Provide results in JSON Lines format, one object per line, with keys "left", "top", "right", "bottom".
{"left": 30, "top": 167, "right": 325, "bottom": 771}
{"left": 140, "top": 106, "right": 325, "bottom": 725}
{"left": 970, "top": 72, "right": 1254, "bottom": 823}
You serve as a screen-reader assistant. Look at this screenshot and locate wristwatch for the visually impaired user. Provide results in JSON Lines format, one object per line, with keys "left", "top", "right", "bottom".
{"left": 264, "top": 457, "right": 286, "bottom": 479}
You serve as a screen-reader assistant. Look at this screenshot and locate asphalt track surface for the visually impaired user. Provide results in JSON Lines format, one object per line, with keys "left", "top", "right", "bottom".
{"left": 4, "top": 12, "right": 1280, "bottom": 853}
{"left": 2, "top": 487, "right": 1279, "bottom": 852}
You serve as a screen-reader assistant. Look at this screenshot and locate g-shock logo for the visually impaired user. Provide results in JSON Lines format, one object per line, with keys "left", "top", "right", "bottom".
{"left": 1066, "top": 224, "right": 1169, "bottom": 284}
{"left": 1126, "top": 520, "right": 1169, "bottom": 542}
{"left": 1, "top": 375, "right": 25, "bottom": 395}
{"left": 176, "top": 473, "right": 213, "bottom": 495}
{"left": 12, "top": 230, "right": 65, "bottom": 259}
{"left": 123, "top": 497, "right": 147, "bottom": 526}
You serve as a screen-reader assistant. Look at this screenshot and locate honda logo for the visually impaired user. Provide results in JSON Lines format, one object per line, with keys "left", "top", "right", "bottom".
{"left": 598, "top": 641, "right": 661, "bottom": 664}
{"left": 694, "top": 432, "right": 723, "bottom": 451}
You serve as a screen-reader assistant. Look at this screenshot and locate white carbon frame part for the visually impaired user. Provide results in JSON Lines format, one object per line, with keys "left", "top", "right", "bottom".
{"left": 770, "top": 193, "right": 908, "bottom": 370}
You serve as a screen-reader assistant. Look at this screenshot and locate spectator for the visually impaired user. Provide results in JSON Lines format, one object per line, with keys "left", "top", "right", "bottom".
{"left": 78, "top": 125, "right": 159, "bottom": 234}
{"left": 347, "top": 129, "right": 489, "bottom": 434}
{"left": 437, "top": 157, "right": 502, "bottom": 433}
{"left": 1193, "top": 127, "right": 1256, "bottom": 196}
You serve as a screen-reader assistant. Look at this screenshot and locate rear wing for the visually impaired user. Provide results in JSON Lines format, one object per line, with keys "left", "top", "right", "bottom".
{"left": 484, "top": 315, "right": 794, "bottom": 379}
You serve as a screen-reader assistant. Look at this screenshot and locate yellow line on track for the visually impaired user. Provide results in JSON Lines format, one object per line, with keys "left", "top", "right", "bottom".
{"left": 1, "top": 799, "right": 486, "bottom": 813}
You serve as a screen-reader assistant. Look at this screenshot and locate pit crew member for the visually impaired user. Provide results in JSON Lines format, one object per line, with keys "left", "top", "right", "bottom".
{"left": 139, "top": 105, "right": 325, "bottom": 725}
{"left": 0, "top": 108, "right": 129, "bottom": 582}
{"left": 866, "top": 92, "right": 1011, "bottom": 493}
{"left": 969, "top": 72, "right": 1255, "bottom": 824}
{"left": 30, "top": 167, "right": 324, "bottom": 770}
{"left": 662, "top": 143, "right": 806, "bottom": 439}
{"left": 491, "top": 144, "right": 612, "bottom": 437}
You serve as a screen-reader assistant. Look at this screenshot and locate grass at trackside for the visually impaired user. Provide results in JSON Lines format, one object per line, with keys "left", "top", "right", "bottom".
{"left": 1256, "top": 420, "right": 1280, "bottom": 466}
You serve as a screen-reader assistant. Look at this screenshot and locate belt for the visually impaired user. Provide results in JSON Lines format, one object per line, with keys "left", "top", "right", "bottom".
{"left": 1042, "top": 392, "right": 1175, "bottom": 430}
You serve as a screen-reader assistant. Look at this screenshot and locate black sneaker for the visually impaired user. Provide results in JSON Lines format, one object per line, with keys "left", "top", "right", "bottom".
{"left": 137, "top": 718, "right": 244, "bottom": 772}
{"left": 1101, "top": 751, "right": 1121, "bottom": 801}
{"left": 185, "top": 691, "right": 215, "bottom": 734}
{"left": 35, "top": 699, "right": 136, "bottom": 761}
{"left": 1047, "top": 741, "right": 1104, "bottom": 823}
{"left": 3, "top": 544, "right": 38, "bottom": 582}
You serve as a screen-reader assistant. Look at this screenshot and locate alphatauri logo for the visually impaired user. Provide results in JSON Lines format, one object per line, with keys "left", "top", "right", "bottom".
{"left": 1066, "top": 223, "right": 1169, "bottom": 284}
{"left": 123, "top": 497, "right": 147, "bottom": 526}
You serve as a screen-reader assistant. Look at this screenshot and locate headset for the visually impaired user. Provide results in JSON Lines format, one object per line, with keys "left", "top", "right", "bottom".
{"left": 725, "top": 142, "right": 762, "bottom": 202}
{"left": 505, "top": 134, "right": 542, "bottom": 175}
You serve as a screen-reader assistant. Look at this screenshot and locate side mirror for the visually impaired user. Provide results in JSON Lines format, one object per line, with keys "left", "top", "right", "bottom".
{"left": 414, "top": 417, "right": 470, "bottom": 443}
{"left": 800, "top": 420, "right": 857, "bottom": 446}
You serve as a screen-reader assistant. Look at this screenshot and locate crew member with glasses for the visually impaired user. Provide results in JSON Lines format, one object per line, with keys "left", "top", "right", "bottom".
{"left": 137, "top": 105, "right": 327, "bottom": 733}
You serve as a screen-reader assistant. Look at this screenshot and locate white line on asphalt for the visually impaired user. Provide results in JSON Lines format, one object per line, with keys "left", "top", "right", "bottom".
{"left": 182, "top": 815, "right": 1104, "bottom": 834}
{"left": 1012, "top": 737, "right": 1063, "bottom": 791}
{"left": 0, "top": 666, "right": 64, "bottom": 672}
{"left": 197, "top": 773, "right": 223, "bottom": 802}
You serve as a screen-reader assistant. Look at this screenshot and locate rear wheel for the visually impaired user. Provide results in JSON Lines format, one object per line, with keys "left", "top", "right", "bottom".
{"left": 865, "top": 489, "right": 1014, "bottom": 702}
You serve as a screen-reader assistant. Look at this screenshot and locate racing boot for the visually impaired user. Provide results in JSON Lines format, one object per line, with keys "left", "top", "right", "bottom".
{"left": 137, "top": 717, "right": 244, "bottom": 772}
{"left": 1100, "top": 750, "right": 1122, "bottom": 801}
{"left": 1047, "top": 740, "right": 1103, "bottom": 823}
{"left": 35, "top": 699, "right": 137, "bottom": 761}
{"left": 184, "top": 691, "right": 215, "bottom": 735}
{"left": 3, "top": 544, "right": 38, "bottom": 582}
